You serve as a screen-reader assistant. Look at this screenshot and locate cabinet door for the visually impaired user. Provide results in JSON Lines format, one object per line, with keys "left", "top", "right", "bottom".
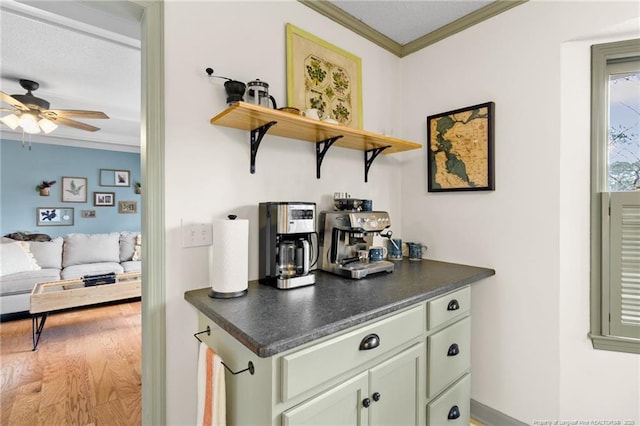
{"left": 282, "top": 372, "right": 369, "bottom": 426}
{"left": 368, "top": 343, "right": 424, "bottom": 426}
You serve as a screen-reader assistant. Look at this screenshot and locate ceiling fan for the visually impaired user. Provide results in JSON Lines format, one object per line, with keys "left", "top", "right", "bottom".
{"left": 0, "top": 79, "right": 109, "bottom": 134}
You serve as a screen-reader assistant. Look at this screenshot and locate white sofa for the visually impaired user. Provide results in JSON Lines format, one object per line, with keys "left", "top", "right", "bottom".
{"left": 0, "top": 232, "right": 141, "bottom": 317}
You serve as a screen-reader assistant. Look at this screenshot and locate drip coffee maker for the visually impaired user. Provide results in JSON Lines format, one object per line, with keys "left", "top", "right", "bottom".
{"left": 259, "top": 202, "right": 316, "bottom": 289}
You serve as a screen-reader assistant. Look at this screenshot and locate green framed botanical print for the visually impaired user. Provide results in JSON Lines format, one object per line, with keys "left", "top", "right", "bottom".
{"left": 286, "top": 23, "right": 363, "bottom": 129}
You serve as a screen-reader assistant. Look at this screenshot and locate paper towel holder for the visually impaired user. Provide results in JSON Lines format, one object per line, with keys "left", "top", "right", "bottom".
{"left": 209, "top": 288, "right": 248, "bottom": 298}
{"left": 209, "top": 213, "right": 249, "bottom": 299}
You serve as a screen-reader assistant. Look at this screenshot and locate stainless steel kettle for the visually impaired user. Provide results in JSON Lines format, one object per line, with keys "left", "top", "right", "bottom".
{"left": 247, "top": 79, "right": 277, "bottom": 109}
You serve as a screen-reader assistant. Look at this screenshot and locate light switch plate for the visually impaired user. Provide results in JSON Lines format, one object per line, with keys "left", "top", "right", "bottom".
{"left": 182, "top": 222, "right": 213, "bottom": 247}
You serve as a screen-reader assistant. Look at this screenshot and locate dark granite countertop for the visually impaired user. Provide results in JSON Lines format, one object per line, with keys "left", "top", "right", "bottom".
{"left": 184, "top": 259, "right": 495, "bottom": 358}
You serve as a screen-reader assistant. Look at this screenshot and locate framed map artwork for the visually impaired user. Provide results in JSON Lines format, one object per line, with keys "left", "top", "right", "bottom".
{"left": 427, "top": 102, "right": 495, "bottom": 192}
{"left": 286, "top": 23, "right": 362, "bottom": 129}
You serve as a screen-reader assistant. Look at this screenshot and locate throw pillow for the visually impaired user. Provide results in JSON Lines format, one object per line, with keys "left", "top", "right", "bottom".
{"left": 27, "top": 237, "right": 64, "bottom": 269}
{"left": 132, "top": 234, "right": 142, "bottom": 261}
{"left": 1, "top": 241, "right": 41, "bottom": 275}
{"left": 119, "top": 232, "right": 140, "bottom": 261}
{"left": 62, "top": 232, "right": 120, "bottom": 267}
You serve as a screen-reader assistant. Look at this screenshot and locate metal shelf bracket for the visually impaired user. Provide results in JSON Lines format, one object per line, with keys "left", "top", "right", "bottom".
{"left": 315, "top": 136, "right": 343, "bottom": 179}
{"left": 250, "top": 121, "right": 277, "bottom": 174}
{"left": 364, "top": 146, "right": 391, "bottom": 182}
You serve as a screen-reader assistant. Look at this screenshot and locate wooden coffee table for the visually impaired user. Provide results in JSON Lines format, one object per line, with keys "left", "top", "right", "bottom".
{"left": 30, "top": 272, "right": 141, "bottom": 350}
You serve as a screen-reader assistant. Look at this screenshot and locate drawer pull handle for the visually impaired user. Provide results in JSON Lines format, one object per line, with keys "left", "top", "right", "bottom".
{"left": 372, "top": 392, "right": 381, "bottom": 401}
{"left": 447, "top": 405, "right": 460, "bottom": 420}
{"left": 447, "top": 299, "right": 460, "bottom": 311}
{"left": 362, "top": 398, "right": 371, "bottom": 408}
{"left": 359, "top": 333, "right": 380, "bottom": 350}
{"left": 447, "top": 343, "right": 460, "bottom": 357}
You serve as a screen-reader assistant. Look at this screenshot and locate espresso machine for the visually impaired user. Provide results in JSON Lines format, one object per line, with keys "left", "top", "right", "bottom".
{"left": 259, "top": 202, "right": 316, "bottom": 289}
{"left": 318, "top": 211, "right": 394, "bottom": 279}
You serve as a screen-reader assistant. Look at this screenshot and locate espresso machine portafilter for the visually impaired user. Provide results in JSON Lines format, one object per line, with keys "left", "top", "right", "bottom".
{"left": 318, "top": 211, "right": 394, "bottom": 279}
{"left": 259, "top": 202, "right": 316, "bottom": 289}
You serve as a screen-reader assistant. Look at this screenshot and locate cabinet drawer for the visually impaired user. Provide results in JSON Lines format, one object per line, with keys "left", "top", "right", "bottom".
{"left": 427, "top": 373, "right": 470, "bottom": 426}
{"left": 427, "top": 317, "right": 470, "bottom": 397}
{"left": 427, "top": 286, "right": 470, "bottom": 330}
{"left": 281, "top": 305, "right": 424, "bottom": 402}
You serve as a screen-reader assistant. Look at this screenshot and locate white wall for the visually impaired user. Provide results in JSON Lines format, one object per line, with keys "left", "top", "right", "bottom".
{"left": 164, "top": 1, "right": 640, "bottom": 423}
{"left": 400, "top": 0, "right": 640, "bottom": 423}
{"left": 163, "top": 1, "right": 404, "bottom": 423}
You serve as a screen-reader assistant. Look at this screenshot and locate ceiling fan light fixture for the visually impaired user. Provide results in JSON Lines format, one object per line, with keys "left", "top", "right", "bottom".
{"left": 0, "top": 114, "right": 20, "bottom": 130}
{"left": 38, "top": 118, "right": 58, "bottom": 134}
{"left": 19, "top": 113, "right": 41, "bottom": 134}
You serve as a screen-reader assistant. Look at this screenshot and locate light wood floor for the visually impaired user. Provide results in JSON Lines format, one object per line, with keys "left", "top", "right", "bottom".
{"left": 0, "top": 301, "right": 141, "bottom": 425}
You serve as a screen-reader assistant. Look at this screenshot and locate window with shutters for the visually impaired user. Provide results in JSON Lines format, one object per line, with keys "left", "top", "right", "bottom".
{"left": 589, "top": 39, "right": 640, "bottom": 354}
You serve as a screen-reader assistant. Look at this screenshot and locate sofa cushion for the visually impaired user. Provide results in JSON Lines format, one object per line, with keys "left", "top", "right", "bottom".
{"left": 26, "top": 237, "right": 63, "bottom": 269}
{"left": 62, "top": 233, "right": 120, "bottom": 267}
{"left": 1, "top": 241, "right": 41, "bottom": 276}
{"left": 0, "top": 269, "right": 61, "bottom": 297}
{"left": 61, "top": 262, "right": 124, "bottom": 280}
{"left": 121, "top": 260, "right": 141, "bottom": 273}
{"left": 119, "top": 232, "right": 140, "bottom": 262}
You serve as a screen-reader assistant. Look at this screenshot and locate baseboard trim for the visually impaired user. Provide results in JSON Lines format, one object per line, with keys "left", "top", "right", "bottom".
{"left": 471, "top": 399, "right": 528, "bottom": 426}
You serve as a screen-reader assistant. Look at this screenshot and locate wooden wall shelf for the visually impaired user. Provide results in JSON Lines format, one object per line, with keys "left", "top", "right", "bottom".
{"left": 210, "top": 102, "right": 422, "bottom": 181}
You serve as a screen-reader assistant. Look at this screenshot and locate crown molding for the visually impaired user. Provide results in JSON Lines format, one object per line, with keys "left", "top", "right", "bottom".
{"left": 402, "top": 0, "right": 527, "bottom": 57}
{"left": 298, "top": 0, "right": 403, "bottom": 56}
{"left": 298, "top": 0, "right": 528, "bottom": 58}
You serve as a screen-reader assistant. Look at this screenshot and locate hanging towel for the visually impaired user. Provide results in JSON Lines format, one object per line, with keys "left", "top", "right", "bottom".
{"left": 196, "top": 342, "right": 226, "bottom": 426}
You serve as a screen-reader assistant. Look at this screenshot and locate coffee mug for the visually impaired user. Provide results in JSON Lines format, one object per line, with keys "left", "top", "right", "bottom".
{"left": 303, "top": 108, "right": 320, "bottom": 120}
{"left": 369, "top": 246, "right": 387, "bottom": 262}
{"left": 387, "top": 239, "right": 402, "bottom": 260}
{"left": 405, "top": 242, "right": 428, "bottom": 261}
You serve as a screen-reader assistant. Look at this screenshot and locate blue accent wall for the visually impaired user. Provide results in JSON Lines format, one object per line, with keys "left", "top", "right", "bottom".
{"left": 1, "top": 139, "right": 141, "bottom": 238}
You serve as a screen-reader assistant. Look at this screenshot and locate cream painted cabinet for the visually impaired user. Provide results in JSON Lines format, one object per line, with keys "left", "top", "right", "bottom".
{"left": 283, "top": 343, "right": 423, "bottom": 426}
{"left": 282, "top": 372, "right": 369, "bottom": 426}
{"left": 368, "top": 342, "right": 423, "bottom": 425}
{"left": 196, "top": 285, "right": 473, "bottom": 426}
{"left": 425, "top": 287, "right": 472, "bottom": 425}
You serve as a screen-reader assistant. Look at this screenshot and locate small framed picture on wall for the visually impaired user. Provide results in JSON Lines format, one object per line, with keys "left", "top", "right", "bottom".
{"left": 119, "top": 201, "right": 137, "bottom": 214}
{"left": 61, "top": 177, "right": 87, "bottom": 202}
{"left": 100, "top": 169, "right": 130, "bottom": 187}
{"left": 114, "top": 170, "right": 130, "bottom": 187}
{"left": 81, "top": 210, "right": 96, "bottom": 218}
{"left": 94, "top": 192, "right": 115, "bottom": 206}
{"left": 37, "top": 207, "right": 74, "bottom": 226}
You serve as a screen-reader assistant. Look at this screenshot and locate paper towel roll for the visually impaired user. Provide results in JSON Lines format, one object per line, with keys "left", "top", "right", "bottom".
{"left": 209, "top": 218, "right": 248, "bottom": 298}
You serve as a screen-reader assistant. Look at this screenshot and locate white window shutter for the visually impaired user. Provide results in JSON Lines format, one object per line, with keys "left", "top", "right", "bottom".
{"left": 609, "top": 191, "right": 640, "bottom": 339}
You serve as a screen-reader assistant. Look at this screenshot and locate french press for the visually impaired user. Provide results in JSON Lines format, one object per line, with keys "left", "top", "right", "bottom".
{"left": 247, "top": 79, "right": 277, "bottom": 109}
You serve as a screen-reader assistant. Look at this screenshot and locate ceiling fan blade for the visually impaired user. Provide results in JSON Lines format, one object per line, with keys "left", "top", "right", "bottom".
{"left": 45, "top": 109, "right": 109, "bottom": 119}
{"left": 52, "top": 116, "right": 101, "bottom": 132}
{"left": 0, "top": 91, "right": 29, "bottom": 112}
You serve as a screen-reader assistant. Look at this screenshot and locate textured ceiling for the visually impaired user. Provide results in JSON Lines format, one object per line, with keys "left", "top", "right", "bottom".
{"left": 0, "top": 0, "right": 142, "bottom": 151}
{"left": 328, "top": 0, "right": 493, "bottom": 45}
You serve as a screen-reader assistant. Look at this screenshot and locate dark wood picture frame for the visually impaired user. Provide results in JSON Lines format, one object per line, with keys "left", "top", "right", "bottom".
{"left": 93, "top": 191, "right": 115, "bottom": 206}
{"left": 427, "top": 102, "right": 495, "bottom": 192}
